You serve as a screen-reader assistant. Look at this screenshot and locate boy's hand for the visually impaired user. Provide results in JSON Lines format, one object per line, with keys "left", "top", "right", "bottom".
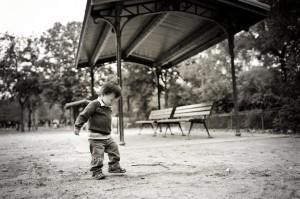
{"left": 74, "top": 129, "right": 80, "bottom": 136}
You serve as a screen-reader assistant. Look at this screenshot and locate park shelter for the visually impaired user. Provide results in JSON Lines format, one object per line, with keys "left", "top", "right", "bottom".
{"left": 75, "top": 0, "right": 270, "bottom": 144}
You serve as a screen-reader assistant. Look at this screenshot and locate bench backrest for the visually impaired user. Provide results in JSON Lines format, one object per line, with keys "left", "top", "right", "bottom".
{"left": 173, "top": 102, "right": 214, "bottom": 119}
{"left": 148, "top": 107, "right": 175, "bottom": 120}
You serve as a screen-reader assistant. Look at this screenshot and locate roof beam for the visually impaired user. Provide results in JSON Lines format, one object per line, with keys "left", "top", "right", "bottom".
{"left": 154, "top": 23, "right": 219, "bottom": 66}
{"left": 90, "top": 23, "right": 112, "bottom": 66}
{"left": 78, "top": 54, "right": 155, "bottom": 68}
{"left": 216, "top": 0, "right": 269, "bottom": 16}
{"left": 91, "top": 0, "right": 119, "bottom": 6}
{"left": 162, "top": 33, "right": 225, "bottom": 68}
{"left": 125, "top": 55, "right": 154, "bottom": 66}
{"left": 124, "top": 13, "right": 169, "bottom": 58}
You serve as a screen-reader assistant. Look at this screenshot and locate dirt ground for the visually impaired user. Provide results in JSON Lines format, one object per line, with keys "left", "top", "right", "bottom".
{"left": 0, "top": 127, "right": 300, "bottom": 199}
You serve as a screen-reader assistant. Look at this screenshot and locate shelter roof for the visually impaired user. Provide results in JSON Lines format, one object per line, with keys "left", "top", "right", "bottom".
{"left": 75, "top": 0, "right": 269, "bottom": 68}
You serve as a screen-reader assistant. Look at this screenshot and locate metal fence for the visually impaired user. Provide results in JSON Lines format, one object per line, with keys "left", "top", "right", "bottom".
{"left": 207, "top": 109, "right": 281, "bottom": 130}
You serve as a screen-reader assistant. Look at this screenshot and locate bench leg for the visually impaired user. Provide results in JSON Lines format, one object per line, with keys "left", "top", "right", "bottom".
{"left": 178, "top": 123, "right": 185, "bottom": 136}
{"left": 168, "top": 124, "right": 174, "bottom": 135}
{"left": 163, "top": 124, "right": 172, "bottom": 137}
{"left": 203, "top": 122, "right": 212, "bottom": 138}
{"left": 155, "top": 123, "right": 161, "bottom": 136}
{"left": 150, "top": 123, "right": 157, "bottom": 137}
{"left": 163, "top": 124, "right": 168, "bottom": 137}
{"left": 187, "top": 122, "right": 194, "bottom": 139}
{"left": 138, "top": 124, "right": 144, "bottom": 135}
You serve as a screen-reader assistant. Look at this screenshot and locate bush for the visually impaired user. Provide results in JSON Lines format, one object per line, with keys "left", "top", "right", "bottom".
{"left": 273, "top": 97, "right": 300, "bottom": 133}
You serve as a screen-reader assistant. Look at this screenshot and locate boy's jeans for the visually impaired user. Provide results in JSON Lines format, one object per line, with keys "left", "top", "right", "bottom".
{"left": 89, "top": 138, "right": 120, "bottom": 173}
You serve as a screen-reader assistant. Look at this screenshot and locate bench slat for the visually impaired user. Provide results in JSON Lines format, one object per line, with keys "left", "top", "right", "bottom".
{"left": 174, "top": 111, "right": 211, "bottom": 118}
{"left": 136, "top": 107, "right": 174, "bottom": 122}
{"left": 150, "top": 113, "right": 172, "bottom": 117}
{"left": 157, "top": 118, "right": 191, "bottom": 123}
{"left": 176, "top": 103, "right": 213, "bottom": 110}
{"left": 174, "top": 107, "right": 212, "bottom": 114}
{"left": 151, "top": 108, "right": 173, "bottom": 114}
{"left": 149, "top": 115, "right": 171, "bottom": 120}
{"left": 136, "top": 120, "right": 155, "bottom": 124}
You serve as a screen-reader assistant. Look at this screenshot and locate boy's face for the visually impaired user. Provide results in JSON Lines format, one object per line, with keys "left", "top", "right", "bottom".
{"left": 101, "top": 93, "right": 118, "bottom": 106}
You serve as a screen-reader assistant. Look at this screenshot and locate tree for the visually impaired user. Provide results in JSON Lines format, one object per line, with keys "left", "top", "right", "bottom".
{"left": 256, "top": 0, "right": 300, "bottom": 132}
{"left": 238, "top": 67, "right": 281, "bottom": 111}
{"left": 0, "top": 33, "right": 17, "bottom": 100}
{"left": 40, "top": 22, "right": 90, "bottom": 121}
{"left": 159, "top": 67, "right": 180, "bottom": 108}
{"left": 178, "top": 43, "right": 233, "bottom": 104}
{"left": 123, "top": 63, "right": 156, "bottom": 120}
{"left": 0, "top": 35, "right": 42, "bottom": 131}
{"left": 251, "top": 0, "right": 300, "bottom": 82}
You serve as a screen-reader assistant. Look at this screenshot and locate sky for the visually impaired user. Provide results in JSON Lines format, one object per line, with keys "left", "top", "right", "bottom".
{"left": 0, "top": 0, "right": 86, "bottom": 36}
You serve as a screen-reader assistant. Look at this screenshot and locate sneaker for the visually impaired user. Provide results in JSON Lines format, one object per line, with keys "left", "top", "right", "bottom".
{"left": 92, "top": 171, "right": 106, "bottom": 180}
{"left": 108, "top": 167, "right": 126, "bottom": 173}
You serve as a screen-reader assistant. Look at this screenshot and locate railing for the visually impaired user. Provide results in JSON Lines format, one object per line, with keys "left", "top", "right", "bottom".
{"left": 207, "top": 108, "right": 282, "bottom": 130}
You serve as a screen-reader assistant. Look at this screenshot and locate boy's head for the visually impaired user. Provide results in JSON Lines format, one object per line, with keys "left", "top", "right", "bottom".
{"left": 98, "top": 82, "right": 121, "bottom": 106}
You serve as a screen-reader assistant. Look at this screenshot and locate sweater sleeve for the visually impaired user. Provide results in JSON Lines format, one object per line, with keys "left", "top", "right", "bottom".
{"left": 74, "top": 102, "right": 96, "bottom": 130}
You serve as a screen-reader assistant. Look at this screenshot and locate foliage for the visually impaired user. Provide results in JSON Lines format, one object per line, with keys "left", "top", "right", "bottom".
{"left": 93, "top": 64, "right": 117, "bottom": 93}
{"left": 238, "top": 67, "right": 281, "bottom": 110}
{"left": 159, "top": 67, "right": 180, "bottom": 108}
{"left": 0, "top": 33, "right": 18, "bottom": 99}
{"left": 40, "top": 22, "right": 89, "bottom": 109}
{"left": 273, "top": 97, "right": 300, "bottom": 133}
{"left": 123, "top": 63, "right": 156, "bottom": 120}
{"left": 0, "top": 34, "right": 42, "bottom": 131}
{"left": 177, "top": 43, "right": 232, "bottom": 106}
{"left": 254, "top": 0, "right": 300, "bottom": 132}
{"left": 252, "top": 0, "right": 300, "bottom": 82}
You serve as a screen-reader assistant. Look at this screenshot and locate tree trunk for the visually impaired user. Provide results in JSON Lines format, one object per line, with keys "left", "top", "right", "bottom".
{"left": 165, "top": 91, "right": 168, "bottom": 108}
{"left": 32, "top": 109, "right": 38, "bottom": 131}
{"left": 20, "top": 104, "right": 25, "bottom": 132}
{"left": 164, "top": 84, "right": 168, "bottom": 108}
{"left": 28, "top": 107, "right": 32, "bottom": 131}
{"left": 127, "top": 96, "right": 131, "bottom": 113}
{"left": 60, "top": 105, "right": 66, "bottom": 127}
{"left": 18, "top": 96, "right": 28, "bottom": 132}
{"left": 279, "top": 55, "right": 287, "bottom": 82}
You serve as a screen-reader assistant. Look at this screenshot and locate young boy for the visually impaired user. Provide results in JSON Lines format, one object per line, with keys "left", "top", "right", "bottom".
{"left": 74, "top": 82, "right": 126, "bottom": 180}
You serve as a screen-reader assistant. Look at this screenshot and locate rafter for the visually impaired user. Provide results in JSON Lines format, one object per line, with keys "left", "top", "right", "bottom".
{"left": 162, "top": 32, "right": 225, "bottom": 68}
{"left": 125, "top": 55, "right": 154, "bottom": 66}
{"left": 91, "top": 0, "right": 221, "bottom": 24}
{"left": 90, "top": 23, "right": 112, "bottom": 66}
{"left": 154, "top": 23, "right": 219, "bottom": 66}
{"left": 124, "top": 13, "right": 169, "bottom": 58}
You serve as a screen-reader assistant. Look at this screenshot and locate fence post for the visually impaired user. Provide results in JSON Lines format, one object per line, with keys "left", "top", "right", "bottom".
{"left": 261, "top": 110, "right": 264, "bottom": 131}
{"left": 230, "top": 112, "right": 233, "bottom": 130}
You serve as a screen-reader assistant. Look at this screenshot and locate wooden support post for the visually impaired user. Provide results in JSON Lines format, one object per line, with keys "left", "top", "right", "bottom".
{"left": 115, "top": 3, "right": 125, "bottom": 145}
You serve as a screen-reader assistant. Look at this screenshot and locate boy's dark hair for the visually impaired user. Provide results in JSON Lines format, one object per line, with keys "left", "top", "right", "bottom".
{"left": 99, "top": 82, "right": 121, "bottom": 98}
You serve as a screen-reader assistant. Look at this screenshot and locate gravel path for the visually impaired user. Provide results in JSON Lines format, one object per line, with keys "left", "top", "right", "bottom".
{"left": 0, "top": 128, "right": 299, "bottom": 199}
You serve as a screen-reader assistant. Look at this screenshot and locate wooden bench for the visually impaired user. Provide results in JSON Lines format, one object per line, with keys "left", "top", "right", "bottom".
{"left": 157, "top": 102, "right": 214, "bottom": 138}
{"left": 135, "top": 107, "right": 175, "bottom": 136}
